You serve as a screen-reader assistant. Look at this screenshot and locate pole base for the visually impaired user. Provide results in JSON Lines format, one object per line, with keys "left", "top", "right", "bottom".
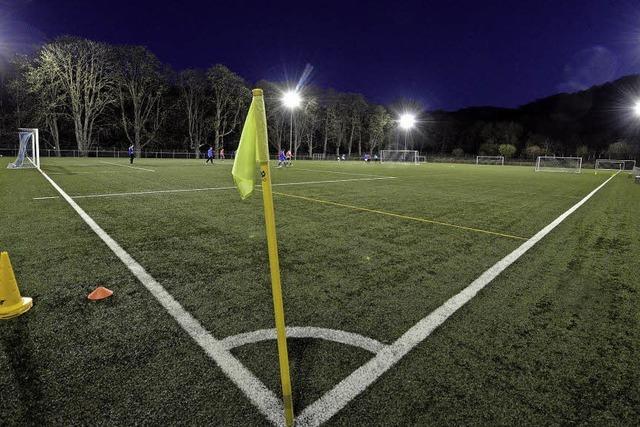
{"left": 0, "top": 297, "right": 33, "bottom": 319}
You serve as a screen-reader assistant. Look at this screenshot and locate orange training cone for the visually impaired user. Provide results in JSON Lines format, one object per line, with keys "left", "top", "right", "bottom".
{"left": 0, "top": 251, "right": 33, "bottom": 320}
{"left": 87, "top": 286, "right": 113, "bottom": 301}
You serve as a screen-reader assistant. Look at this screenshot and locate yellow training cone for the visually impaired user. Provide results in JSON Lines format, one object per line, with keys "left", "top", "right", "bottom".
{"left": 0, "top": 252, "right": 32, "bottom": 319}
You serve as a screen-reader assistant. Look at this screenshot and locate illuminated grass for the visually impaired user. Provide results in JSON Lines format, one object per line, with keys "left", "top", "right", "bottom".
{"left": 1, "top": 158, "right": 638, "bottom": 424}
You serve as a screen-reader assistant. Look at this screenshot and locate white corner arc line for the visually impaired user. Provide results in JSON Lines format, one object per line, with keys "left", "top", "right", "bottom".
{"left": 37, "top": 169, "right": 284, "bottom": 426}
{"left": 222, "top": 327, "right": 387, "bottom": 354}
{"left": 296, "top": 172, "right": 620, "bottom": 426}
{"left": 32, "top": 177, "right": 395, "bottom": 200}
{"left": 99, "top": 160, "right": 156, "bottom": 172}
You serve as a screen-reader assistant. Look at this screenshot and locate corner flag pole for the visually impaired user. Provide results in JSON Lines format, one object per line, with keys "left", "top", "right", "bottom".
{"left": 232, "top": 88, "right": 294, "bottom": 426}
{"left": 259, "top": 160, "right": 295, "bottom": 426}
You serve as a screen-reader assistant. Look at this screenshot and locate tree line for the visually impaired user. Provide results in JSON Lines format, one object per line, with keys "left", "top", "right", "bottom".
{"left": 0, "top": 36, "right": 638, "bottom": 160}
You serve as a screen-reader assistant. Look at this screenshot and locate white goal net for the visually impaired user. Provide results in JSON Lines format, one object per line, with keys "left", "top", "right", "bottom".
{"left": 535, "top": 156, "right": 582, "bottom": 173}
{"left": 380, "top": 150, "right": 418, "bottom": 164}
{"left": 595, "top": 159, "right": 636, "bottom": 173}
{"left": 476, "top": 155, "right": 504, "bottom": 165}
{"left": 7, "top": 128, "right": 40, "bottom": 169}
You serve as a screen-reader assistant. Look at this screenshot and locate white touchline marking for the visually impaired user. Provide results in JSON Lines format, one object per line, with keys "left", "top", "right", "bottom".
{"left": 222, "top": 327, "right": 387, "bottom": 355}
{"left": 296, "top": 172, "right": 620, "bottom": 426}
{"left": 99, "top": 160, "right": 156, "bottom": 172}
{"left": 294, "top": 167, "right": 394, "bottom": 178}
{"left": 36, "top": 168, "right": 284, "bottom": 426}
{"left": 42, "top": 170, "right": 121, "bottom": 175}
{"left": 32, "top": 177, "right": 396, "bottom": 200}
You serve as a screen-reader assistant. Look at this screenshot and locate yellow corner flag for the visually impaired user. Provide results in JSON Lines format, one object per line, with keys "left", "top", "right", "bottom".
{"left": 232, "top": 88, "right": 294, "bottom": 426}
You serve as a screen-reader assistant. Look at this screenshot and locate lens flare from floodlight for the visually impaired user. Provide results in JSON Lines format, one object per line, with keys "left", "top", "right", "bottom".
{"left": 282, "top": 90, "right": 302, "bottom": 109}
{"left": 399, "top": 113, "right": 416, "bottom": 130}
{"left": 633, "top": 101, "right": 640, "bottom": 117}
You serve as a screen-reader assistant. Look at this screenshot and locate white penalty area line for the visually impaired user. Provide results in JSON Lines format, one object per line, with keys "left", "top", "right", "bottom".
{"left": 36, "top": 168, "right": 285, "bottom": 426}
{"left": 99, "top": 160, "right": 156, "bottom": 172}
{"left": 293, "top": 167, "right": 394, "bottom": 178}
{"left": 296, "top": 172, "right": 620, "bottom": 426}
{"left": 32, "top": 176, "right": 396, "bottom": 200}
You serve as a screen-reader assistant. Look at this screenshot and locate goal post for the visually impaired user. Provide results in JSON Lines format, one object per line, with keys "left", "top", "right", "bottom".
{"left": 594, "top": 159, "right": 636, "bottom": 173}
{"left": 476, "top": 155, "right": 504, "bottom": 165}
{"left": 7, "top": 128, "right": 40, "bottom": 169}
{"left": 380, "top": 149, "right": 419, "bottom": 164}
{"left": 535, "top": 156, "right": 582, "bottom": 173}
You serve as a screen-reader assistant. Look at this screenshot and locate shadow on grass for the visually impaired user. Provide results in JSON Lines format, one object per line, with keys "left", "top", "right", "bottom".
{"left": 1, "top": 317, "right": 44, "bottom": 424}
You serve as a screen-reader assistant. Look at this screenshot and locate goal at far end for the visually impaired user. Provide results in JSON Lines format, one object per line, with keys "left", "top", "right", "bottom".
{"left": 535, "top": 156, "right": 582, "bottom": 173}
{"left": 594, "top": 159, "right": 636, "bottom": 174}
{"left": 380, "top": 150, "right": 419, "bottom": 164}
{"left": 7, "top": 128, "right": 40, "bottom": 169}
{"left": 476, "top": 155, "right": 504, "bottom": 165}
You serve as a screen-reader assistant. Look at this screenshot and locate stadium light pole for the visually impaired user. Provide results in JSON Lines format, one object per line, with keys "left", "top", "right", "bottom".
{"left": 399, "top": 113, "right": 416, "bottom": 150}
{"left": 282, "top": 90, "right": 302, "bottom": 155}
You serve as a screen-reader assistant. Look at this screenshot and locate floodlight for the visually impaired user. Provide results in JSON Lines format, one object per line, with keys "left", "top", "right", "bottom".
{"left": 399, "top": 113, "right": 416, "bottom": 130}
{"left": 634, "top": 101, "right": 640, "bottom": 117}
{"left": 282, "top": 90, "right": 302, "bottom": 109}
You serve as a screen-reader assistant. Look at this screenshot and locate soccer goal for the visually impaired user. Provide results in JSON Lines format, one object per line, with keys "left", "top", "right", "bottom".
{"left": 7, "top": 128, "right": 40, "bottom": 169}
{"left": 380, "top": 150, "right": 419, "bottom": 164}
{"left": 535, "top": 156, "right": 582, "bottom": 173}
{"left": 594, "top": 159, "right": 636, "bottom": 173}
{"left": 312, "top": 153, "right": 325, "bottom": 160}
{"left": 476, "top": 155, "right": 504, "bottom": 165}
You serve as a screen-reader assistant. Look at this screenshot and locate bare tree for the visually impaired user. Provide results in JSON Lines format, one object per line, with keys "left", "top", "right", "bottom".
{"left": 114, "top": 46, "right": 167, "bottom": 156}
{"left": 178, "top": 69, "right": 210, "bottom": 158}
{"left": 207, "top": 64, "right": 250, "bottom": 151}
{"left": 342, "top": 94, "right": 367, "bottom": 157}
{"left": 367, "top": 105, "right": 391, "bottom": 155}
{"left": 37, "top": 37, "right": 116, "bottom": 155}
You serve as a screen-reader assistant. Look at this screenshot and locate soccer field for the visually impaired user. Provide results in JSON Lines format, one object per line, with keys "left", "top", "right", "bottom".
{"left": 1, "top": 158, "right": 639, "bottom": 425}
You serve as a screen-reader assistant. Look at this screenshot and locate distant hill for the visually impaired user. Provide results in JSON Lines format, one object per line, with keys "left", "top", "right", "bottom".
{"left": 424, "top": 75, "right": 640, "bottom": 158}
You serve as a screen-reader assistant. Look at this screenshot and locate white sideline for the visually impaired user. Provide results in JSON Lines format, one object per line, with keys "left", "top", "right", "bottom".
{"left": 222, "top": 327, "right": 387, "bottom": 355}
{"left": 37, "top": 169, "right": 285, "bottom": 426}
{"left": 32, "top": 177, "right": 396, "bottom": 200}
{"left": 99, "top": 160, "right": 156, "bottom": 172}
{"left": 296, "top": 172, "right": 620, "bottom": 426}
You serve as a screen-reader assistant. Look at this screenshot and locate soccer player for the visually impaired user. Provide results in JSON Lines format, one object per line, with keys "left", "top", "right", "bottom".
{"left": 219, "top": 147, "right": 225, "bottom": 160}
{"left": 285, "top": 150, "right": 292, "bottom": 167}
{"left": 128, "top": 144, "right": 135, "bottom": 164}
{"left": 205, "top": 146, "right": 214, "bottom": 165}
{"left": 277, "top": 150, "right": 286, "bottom": 168}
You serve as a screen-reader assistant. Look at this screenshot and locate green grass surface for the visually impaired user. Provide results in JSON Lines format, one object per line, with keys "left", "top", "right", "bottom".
{"left": 1, "top": 158, "right": 638, "bottom": 425}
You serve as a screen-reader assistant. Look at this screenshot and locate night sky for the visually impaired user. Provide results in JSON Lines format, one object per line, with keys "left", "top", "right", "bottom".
{"left": 2, "top": 0, "right": 639, "bottom": 110}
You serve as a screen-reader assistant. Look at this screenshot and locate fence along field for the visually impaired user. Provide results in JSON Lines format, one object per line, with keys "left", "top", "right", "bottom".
{"left": 1, "top": 156, "right": 638, "bottom": 425}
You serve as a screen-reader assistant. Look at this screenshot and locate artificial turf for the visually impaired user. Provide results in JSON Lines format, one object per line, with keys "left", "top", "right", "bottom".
{"left": 1, "top": 157, "right": 638, "bottom": 424}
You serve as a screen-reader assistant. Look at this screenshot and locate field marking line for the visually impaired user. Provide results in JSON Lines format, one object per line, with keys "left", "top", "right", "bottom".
{"left": 99, "top": 160, "right": 156, "bottom": 172}
{"left": 293, "top": 167, "right": 394, "bottom": 178}
{"left": 296, "top": 172, "right": 620, "bottom": 426}
{"left": 32, "top": 177, "right": 396, "bottom": 200}
{"left": 36, "top": 168, "right": 284, "bottom": 426}
{"left": 271, "top": 191, "right": 528, "bottom": 241}
{"left": 41, "top": 169, "right": 121, "bottom": 175}
{"left": 222, "top": 327, "right": 387, "bottom": 355}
